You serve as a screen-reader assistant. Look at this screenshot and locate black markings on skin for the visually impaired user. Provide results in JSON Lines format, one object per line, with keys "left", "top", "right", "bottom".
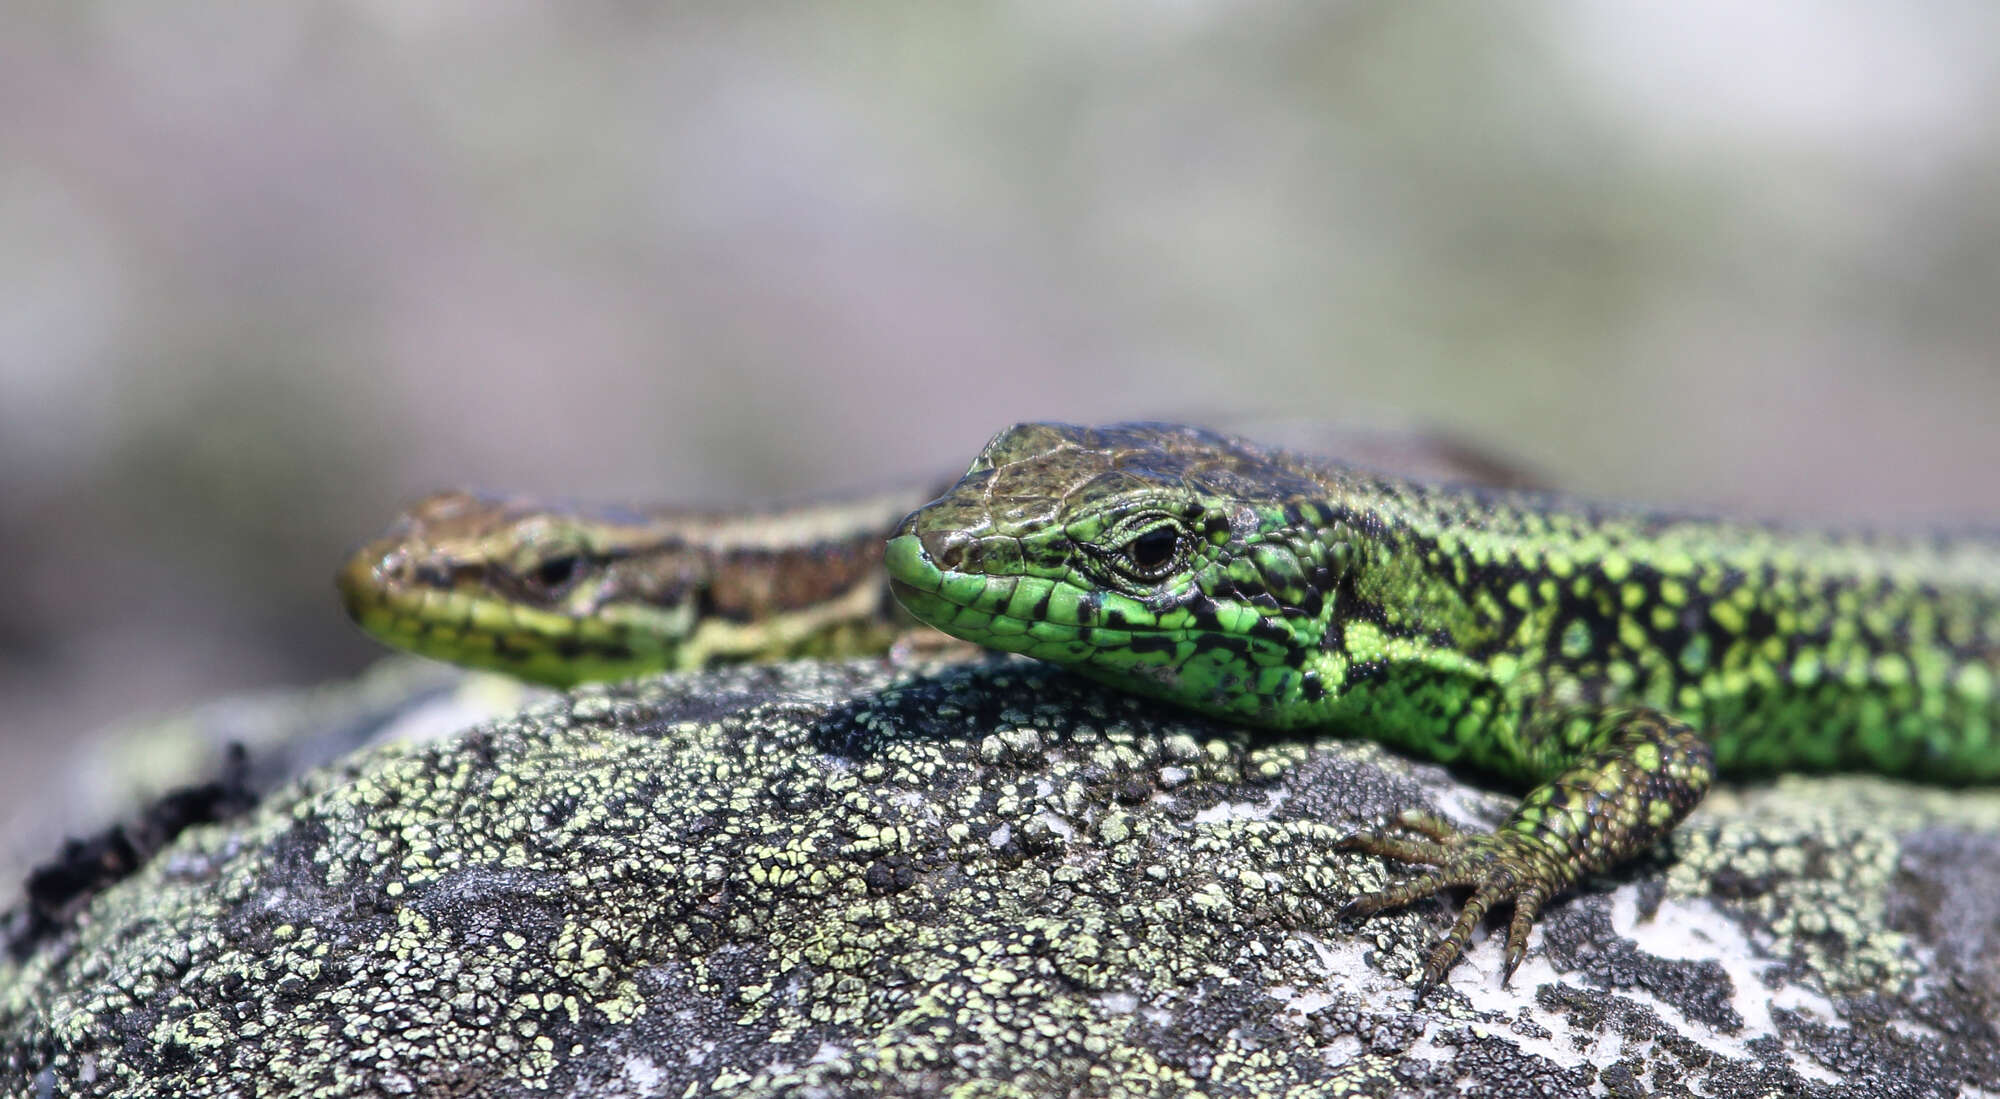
{"left": 1245, "top": 612, "right": 1298, "bottom": 645}
{"left": 693, "top": 586, "right": 721, "bottom": 625}
{"left": 1345, "top": 597, "right": 1388, "bottom": 629}
{"left": 1182, "top": 593, "right": 1221, "bottom": 623}
{"left": 1277, "top": 639, "right": 1312, "bottom": 670}
{"left": 1300, "top": 670, "right": 1326, "bottom": 702}
{"left": 1319, "top": 613, "right": 1347, "bottom": 655}
{"left": 1195, "top": 633, "right": 1254, "bottom": 659}
{"left": 1343, "top": 659, "right": 1389, "bottom": 687}
{"left": 1544, "top": 588, "right": 1614, "bottom": 666}
{"left": 1744, "top": 607, "right": 1778, "bottom": 642}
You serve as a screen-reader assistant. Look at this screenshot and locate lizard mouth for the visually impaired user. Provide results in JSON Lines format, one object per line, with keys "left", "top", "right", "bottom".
{"left": 885, "top": 533, "right": 1195, "bottom": 667}
{"left": 883, "top": 534, "right": 976, "bottom": 632}
{"left": 884, "top": 531, "right": 1065, "bottom": 649}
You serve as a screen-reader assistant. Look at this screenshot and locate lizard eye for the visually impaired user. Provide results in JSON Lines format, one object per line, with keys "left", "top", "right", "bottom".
{"left": 1117, "top": 525, "right": 1182, "bottom": 579}
{"left": 530, "top": 553, "right": 584, "bottom": 592}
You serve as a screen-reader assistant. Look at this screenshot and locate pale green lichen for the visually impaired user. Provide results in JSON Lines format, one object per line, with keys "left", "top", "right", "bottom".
{"left": 4, "top": 659, "right": 1999, "bottom": 1097}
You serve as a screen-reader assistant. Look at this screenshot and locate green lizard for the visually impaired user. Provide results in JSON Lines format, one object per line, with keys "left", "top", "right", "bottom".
{"left": 340, "top": 421, "right": 1998, "bottom": 995}
{"left": 883, "top": 422, "right": 2000, "bottom": 995}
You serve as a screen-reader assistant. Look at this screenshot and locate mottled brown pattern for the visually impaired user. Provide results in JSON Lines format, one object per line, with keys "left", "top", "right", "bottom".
{"left": 702, "top": 539, "right": 885, "bottom": 622}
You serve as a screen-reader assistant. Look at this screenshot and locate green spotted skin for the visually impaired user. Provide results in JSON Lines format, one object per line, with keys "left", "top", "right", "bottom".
{"left": 884, "top": 421, "right": 2000, "bottom": 994}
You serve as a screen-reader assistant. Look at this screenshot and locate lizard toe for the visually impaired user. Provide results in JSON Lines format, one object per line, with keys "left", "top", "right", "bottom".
{"left": 1340, "top": 827, "right": 1565, "bottom": 995}
{"left": 1336, "top": 810, "right": 1474, "bottom": 867}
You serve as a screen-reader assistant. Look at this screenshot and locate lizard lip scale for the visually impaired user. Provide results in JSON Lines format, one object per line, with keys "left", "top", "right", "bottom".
{"left": 882, "top": 533, "right": 937, "bottom": 586}
{"left": 883, "top": 532, "right": 997, "bottom": 642}
{"left": 882, "top": 534, "right": 944, "bottom": 603}
{"left": 335, "top": 546, "right": 382, "bottom": 621}
{"left": 336, "top": 539, "right": 424, "bottom": 646}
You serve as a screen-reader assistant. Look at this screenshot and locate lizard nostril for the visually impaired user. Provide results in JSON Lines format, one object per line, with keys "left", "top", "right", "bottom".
{"left": 920, "top": 530, "right": 973, "bottom": 571}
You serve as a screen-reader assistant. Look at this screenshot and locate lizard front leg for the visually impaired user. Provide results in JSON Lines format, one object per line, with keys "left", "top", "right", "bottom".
{"left": 1339, "top": 707, "right": 1715, "bottom": 997}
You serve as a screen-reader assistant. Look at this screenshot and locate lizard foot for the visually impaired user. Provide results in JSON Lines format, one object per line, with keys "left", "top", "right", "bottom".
{"left": 1337, "top": 811, "right": 1559, "bottom": 997}
{"left": 1336, "top": 709, "right": 1714, "bottom": 998}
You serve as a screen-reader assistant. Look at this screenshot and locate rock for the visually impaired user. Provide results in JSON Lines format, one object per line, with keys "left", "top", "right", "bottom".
{"left": 0, "top": 658, "right": 511, "bottom": 897}
{"left": 4, "top": 658, "right": 1998, "bottom": 1097}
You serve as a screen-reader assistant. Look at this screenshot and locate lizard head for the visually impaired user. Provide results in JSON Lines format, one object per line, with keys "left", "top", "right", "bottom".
{"left": 886, "top": 422, "right": 1350, "bottom": 725}
{"left": 337, "top": 491, "right": 707, "bottom": 686}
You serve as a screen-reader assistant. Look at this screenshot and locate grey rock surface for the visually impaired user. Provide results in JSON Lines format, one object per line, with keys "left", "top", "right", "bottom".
{"left": 0, "top": 658, "right": 495, "bottom": 896}
{"left": 4, "top": 657, "right": 1998, "bottom": 1097}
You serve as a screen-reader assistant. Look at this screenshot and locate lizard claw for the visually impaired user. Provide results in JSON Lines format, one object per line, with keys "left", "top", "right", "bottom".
{"left": 1334, "top": 711, "right": 1711, "bottom": 997}
{"left": 1339, "top": 814, "right": 1565, "bottom": 994}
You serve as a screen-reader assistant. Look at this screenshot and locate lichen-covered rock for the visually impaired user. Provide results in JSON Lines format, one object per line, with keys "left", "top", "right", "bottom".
{"left": 0, "top": 658, "right": 506, "bottom": 898}
{"left": 4, "top": 658, "right": 1998, "bottom": 1097}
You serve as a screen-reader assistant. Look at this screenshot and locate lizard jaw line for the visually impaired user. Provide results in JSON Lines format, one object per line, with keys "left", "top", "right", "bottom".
{"left": 886, "top": 534, "right": 1201, "bottom": 651}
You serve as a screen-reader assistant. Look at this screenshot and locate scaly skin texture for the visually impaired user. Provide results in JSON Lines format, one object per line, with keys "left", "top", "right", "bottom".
{"left": 884, "top": 421, "right": 2000, "bottom": 994}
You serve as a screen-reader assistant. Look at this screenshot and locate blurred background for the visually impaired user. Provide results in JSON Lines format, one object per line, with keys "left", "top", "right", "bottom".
{"left": 4, "top": 2, "right": 2000, "bottom": 809}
